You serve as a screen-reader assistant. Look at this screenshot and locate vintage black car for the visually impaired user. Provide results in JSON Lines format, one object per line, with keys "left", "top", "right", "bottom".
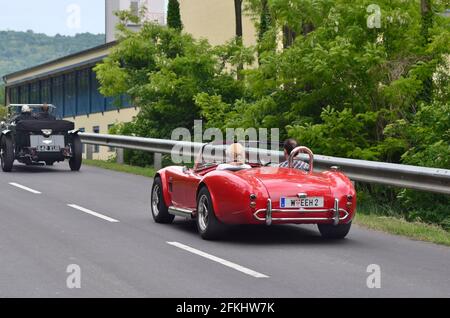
{"left": 0, "top": 104, "right": 82, "bottom": 172}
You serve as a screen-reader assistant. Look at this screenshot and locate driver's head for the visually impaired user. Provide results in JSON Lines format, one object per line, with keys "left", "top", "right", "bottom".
{"left": 283, "top": 139, "right": 298, "bottom": 158}
{"left": 21, "top": 105, "right": 31, "bottom": 114}
{"left": 41, "top": 104, "right": 49, "bottom": 113}
{"left": 227, "top": 143, "right": 246, "bottom": 165}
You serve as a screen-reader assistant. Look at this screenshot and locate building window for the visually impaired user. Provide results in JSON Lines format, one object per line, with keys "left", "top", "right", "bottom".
{"left": 130, "top": 0, "right": 140, "bottom": 18}
{"left": 20, "top": 85, "right": 29, "bottom": 104}
{"left": 77, "top": 69, "right": 90, "bottom": 116}
{"left": 30, "top": 82, "right": 40, "bottom": 104}
{"left": 64, "top": 73, "right": 76, "bottom": 117}
{"left": 40, "top": 79, "right": 51, "bottom": 104}
{"left": 93, "top": 126, "right": 100, "bottom": 153}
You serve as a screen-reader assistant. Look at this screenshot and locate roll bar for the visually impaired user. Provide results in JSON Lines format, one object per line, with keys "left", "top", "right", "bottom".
{"left": 288, "top": 146, "right": 314, "bottom": 173}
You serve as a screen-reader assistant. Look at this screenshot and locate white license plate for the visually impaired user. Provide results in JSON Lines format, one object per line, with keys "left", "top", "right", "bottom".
{"left": 37, "top": 145, "right": 60, "bottom": 152}
{"left": 280, "top": 197, "right": 324, "bottom": 208}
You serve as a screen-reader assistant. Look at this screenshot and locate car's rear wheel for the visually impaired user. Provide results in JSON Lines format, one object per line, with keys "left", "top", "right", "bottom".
{"left": 69, "top": 134, "right": 82, "bottom": 171}
{"left": 1, "top": 136, "right": 15, "bottom": 172}
{"left": 318, "top": 222, "right": 352, "bottom": 239}
{"left": 151, "top": 176, "right": 175, "bottom": 224}
{"left": 196, "top": 187, "right": 225, "bottom": 240}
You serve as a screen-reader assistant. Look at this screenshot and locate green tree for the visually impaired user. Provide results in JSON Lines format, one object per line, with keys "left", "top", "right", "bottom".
{"left": 212, "top": 0, "right": 449, "bottom": 141}
{"left": 0, "top": 30, "right": 105, "bottom": 78}
{"left": 167, "top": 0, "right": 183, "bottom": 31}
{"left": 94, "top": 19, "right": 244, "bottom": 141}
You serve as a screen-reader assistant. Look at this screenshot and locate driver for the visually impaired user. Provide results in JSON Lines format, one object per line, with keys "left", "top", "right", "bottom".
{"left": 217, "top": 143, "right": 251, "bottom": 171}
{"left": 34, "top": 103, "right": 56, "bottom": 120}
{"left": 15, "top": 105, "right": 35, "bottom": 122}
{"left": 279, "top": 138, "right": 310, "bottom": 172}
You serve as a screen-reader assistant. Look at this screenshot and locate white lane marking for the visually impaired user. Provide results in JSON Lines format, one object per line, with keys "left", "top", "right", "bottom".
{"left": 167, "top": 242, "right": 269, "bottom": 278}
{"left": 9, "top": 182, "right": 41, "bottom": 194}
{"left": 67, "top": 204, "right": 120, "bottom": 223}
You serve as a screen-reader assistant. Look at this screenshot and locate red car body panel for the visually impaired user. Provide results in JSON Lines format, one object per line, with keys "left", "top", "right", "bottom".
{"left": 156, "top": 164, "right": 356, "bottom": 226}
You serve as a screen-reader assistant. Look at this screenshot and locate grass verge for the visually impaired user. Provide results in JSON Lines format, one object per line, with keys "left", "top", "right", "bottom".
{"left": 84, "top": 159, "right": 156, "bottom": 178}
{"left": 354, "top": 213, "right": 450, "bottom": 247}
{"left": 83, "top": 159, "right": 450, "bottom": 247}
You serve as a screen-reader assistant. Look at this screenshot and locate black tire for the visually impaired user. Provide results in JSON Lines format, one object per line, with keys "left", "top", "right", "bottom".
{"left": 318, "top": 222, "right": 352, "bottom": 239}
{"left": 196, "top": 187, "right": 225, "bottom": 240}
{"left": 1, "top": 136, "right": 14, "bottom": 172}
{"left": 46, "top": 161, "right": 54, "bottom": 166}
{"left": 151, "top": 176, "right": 175, "bottom": 224}
{"left": 69, "top": 134, "right": 82, "bottom": 171}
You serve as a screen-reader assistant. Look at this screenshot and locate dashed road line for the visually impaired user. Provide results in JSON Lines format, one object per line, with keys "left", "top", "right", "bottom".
{"left": 9, "top": 182, "right": 42, "bottom": 194}
{"left": 167, "top": 242, "right": 269, "bottom": 278}
{"left": 67, "top": 204, "right": 120, "bottom": 223}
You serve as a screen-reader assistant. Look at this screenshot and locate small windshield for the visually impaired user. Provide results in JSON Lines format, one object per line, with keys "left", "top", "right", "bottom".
{"left": 8, "top": 104, "right": 57, "bottom": 117}
{"left": 8, "top": 104, "right": 56, "bottom": 119}
{"left": 195, "top": 141, "right": 274, "bottom": 171}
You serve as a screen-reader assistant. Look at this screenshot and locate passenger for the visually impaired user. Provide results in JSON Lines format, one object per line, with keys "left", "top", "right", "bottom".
{"left": 34, "top": 104, "right": 56, "bottom": 120}
{"left": 217, "top": 143, "right": 252, "bottom": 171}
{"left": 279, "top": 138, "right": 310, "bottom": 172}
{"left": 15, "top": 105, "right": 35, "bottom": 122}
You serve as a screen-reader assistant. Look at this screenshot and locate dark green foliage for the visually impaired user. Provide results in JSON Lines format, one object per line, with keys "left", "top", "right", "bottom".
{"left": 167, "top": 0, "right": 183, "bottom": 31}
{"left": 259, "top": 0, "right": 271, "bottom": 41}
{"left": 0, "top": 30, "right": 105, "bottom": 79}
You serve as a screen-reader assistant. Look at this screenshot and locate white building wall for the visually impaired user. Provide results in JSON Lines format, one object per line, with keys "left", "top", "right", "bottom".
{"left": 106, "top": 0, "right": 166, "bottom": 43}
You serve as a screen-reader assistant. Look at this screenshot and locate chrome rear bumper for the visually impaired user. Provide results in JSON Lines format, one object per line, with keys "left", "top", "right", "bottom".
{"left": 254, "top": 198, "right": 350, "bottom": 226}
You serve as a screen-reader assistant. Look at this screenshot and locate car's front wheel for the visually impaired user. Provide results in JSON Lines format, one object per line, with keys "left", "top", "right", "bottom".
{"left": 318, "top": 222, "right": 352, "bottom": 239}
{"left": 196, "top": 187, "right": 225, "bottom": 240}
{"left": 69, "top": 134, "right": 82, "bottom": 171}
{"left": 151, "top": 177, "right": 175, "bottom": 224}
{"left": 0, "top": 136, "right": 15, "bottom": 172}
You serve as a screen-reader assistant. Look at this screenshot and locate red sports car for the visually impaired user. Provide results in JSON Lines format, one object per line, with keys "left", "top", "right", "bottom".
{"left": 151, "top": 144, "right": 356, "bottom": 240}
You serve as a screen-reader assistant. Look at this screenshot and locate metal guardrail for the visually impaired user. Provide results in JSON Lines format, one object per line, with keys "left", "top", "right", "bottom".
{"left": 80, "top": 133, "right": 450, "bottom": 195}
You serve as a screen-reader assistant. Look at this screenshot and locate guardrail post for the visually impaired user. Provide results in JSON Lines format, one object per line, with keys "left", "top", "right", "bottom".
{"left": 86, "top": 144, "right": 93, "bottom": 160}
{"left": 154, "top": 153, "right": 162, "bottom": 171}
{"left": 116, "top": 148, "right": 124, "bottom": 165}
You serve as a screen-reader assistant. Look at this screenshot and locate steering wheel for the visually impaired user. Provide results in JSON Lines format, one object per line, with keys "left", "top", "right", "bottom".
{"left": 288, "top": 146, "right": 314, "bottom": 173}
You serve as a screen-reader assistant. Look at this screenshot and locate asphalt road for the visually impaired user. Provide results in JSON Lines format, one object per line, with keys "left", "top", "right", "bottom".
{"left": 0, "top": 162, "right": 449, "bottom": 298}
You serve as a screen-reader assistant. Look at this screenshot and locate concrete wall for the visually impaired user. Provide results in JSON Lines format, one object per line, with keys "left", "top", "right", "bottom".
{"left": 179, "top": 0, "right": 257, "bottom": 46}
{"left": 72, "top": 107, "right": 140, "bottom": 160}
{"left": 106, "top": 0, "right": 167, "bottom": 42}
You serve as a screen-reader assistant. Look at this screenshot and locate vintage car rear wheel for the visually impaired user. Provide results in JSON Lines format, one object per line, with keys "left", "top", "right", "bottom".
{"left": 151, "top": 177, "right": 175, "bottom": 224}
{"left": 69, "top": 134, "right": 82, "bottom": 171}
{"left": 318, "top": 222, "right": 352, "bottom": 239}
{"left": 196, "top": 187, "right": 224, "bottom": 240}
{"left": 0, "top": 136, "right": 15, "bottom": 172}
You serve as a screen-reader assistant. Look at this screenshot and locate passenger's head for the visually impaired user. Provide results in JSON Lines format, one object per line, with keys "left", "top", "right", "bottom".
{"left": 226, "top": 143, "right": 246, "bottom": 165}
{"left": 21, "top": 105, "right": 31, "bottom": 114}
{"left": 41, "top": 104, "right": 49, "bottom": 113}
{"left": 283, "top": 138, "right": 298, "bottom": 159}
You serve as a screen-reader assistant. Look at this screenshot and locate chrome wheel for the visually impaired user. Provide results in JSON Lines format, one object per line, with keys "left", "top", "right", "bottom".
{"left": 151, "top": 177, "right": 174, "bottom": 224}
{"left": 152, "top": 184, "right": 161, "bottom": 217}
{"left": 198, "top": 194, "right": 209, "bottom": 232}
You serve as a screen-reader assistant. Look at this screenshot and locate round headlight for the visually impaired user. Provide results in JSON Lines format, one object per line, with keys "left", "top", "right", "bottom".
{"left": 41, "top": 129, "right": 53, "bottom": 136}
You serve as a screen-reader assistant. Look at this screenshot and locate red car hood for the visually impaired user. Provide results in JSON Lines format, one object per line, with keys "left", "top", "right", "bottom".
{"left": 235, "top": 167, "right": 333, "bottom": 207}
